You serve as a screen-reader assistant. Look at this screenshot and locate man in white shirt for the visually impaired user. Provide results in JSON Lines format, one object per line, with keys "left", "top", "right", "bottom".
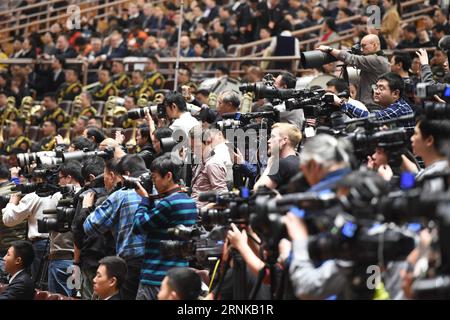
{"left": 2, "top": 177, "right": 54, "bottom": 281}
{"left": 165, "top": 91, "right": 200, "bottom": 142}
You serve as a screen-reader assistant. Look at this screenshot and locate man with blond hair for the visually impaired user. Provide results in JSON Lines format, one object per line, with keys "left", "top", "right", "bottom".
{"left": 253, "top": 123, "right": 302, "bottom": 192}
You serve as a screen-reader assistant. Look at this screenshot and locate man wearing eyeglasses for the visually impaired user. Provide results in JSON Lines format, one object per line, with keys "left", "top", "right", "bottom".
{"left": 328, "top": 72, "right": 415, "bottom": 130}
{"left": 317, "top": 34, "right": 391, "bottom": 110}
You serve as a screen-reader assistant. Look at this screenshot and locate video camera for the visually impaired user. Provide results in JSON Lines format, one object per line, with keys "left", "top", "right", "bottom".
{"left": 160, "top": 225, "right": 226, "bottom": 268}
{"left": 37, "top": 185, "right": 78, "bottom": 233}
{"left": 215, "top": 111, "right": 280, "bottom": 131}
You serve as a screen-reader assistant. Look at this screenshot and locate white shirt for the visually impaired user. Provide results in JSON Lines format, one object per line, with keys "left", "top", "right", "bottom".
{"left": 170, "top": 112, "right": 200, "bottom": 139}
{"left": 2, "top": 192, "right": 55, "bottom": 240}
{"left": 9, "top": 269, "right": 24, "bottom": 284}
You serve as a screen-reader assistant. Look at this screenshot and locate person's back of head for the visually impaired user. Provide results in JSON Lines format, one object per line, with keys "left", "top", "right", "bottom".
{"left": 71, "top": 136, "right": 96, "bottom": 151}
{"left": 82, "top": 156, "right": 105, "bottom": 184}
{"left": 85, "top": 126, "right": 106, "bottom": 145}
{"left": 0, "top": 164, "right": 10, "bottom": 181}
{"left": 158, "top": 267, "right": 202, "bottom": 300}
{"left": 300, "top": 134, "right": 352, "bottom": 170}
{"left": 117, "top": 154, "right": 148, "bottom": 178}
{"left": 326, "top": 78, "right": 349, "bottom": 94}
{"left": 164, "top": 91, "right": 187, "bottom": 112}
{"left": 59, "top": 160, "right": 83, "bottom": 186}
{"left": 280, "top": 72, "right": 296, "bottom": 89}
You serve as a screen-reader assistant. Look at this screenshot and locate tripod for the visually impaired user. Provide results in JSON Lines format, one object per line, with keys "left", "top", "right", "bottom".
{"left": 34, "top": 238, "right": 50, "bottom": 290}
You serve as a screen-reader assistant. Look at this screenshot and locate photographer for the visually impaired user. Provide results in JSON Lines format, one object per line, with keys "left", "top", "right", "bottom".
{"left": 317, "top": 34, "right": 390, "bottom": 109}
{"left": 329, "top": 73, "right": 415, "bottom": 130}
{"left": 71, "top": 157, "right": 114, "bottom": 299}
{"left": 216, "top": 90, "right": 241, "bottom": 116}
{"left": 286, "top": 170, "right": 394, "bottom": 299}
{"left": 272, "top": 72, "right": 305, "bottom": 130}
{"left": 83, "top": 155, "right": 148, "bottom": 300}
{"left": 47, "top": 160, "right": 82, "bottom": 296}
{"left": 253, "top": 123, "right": 301, "bottom": 192}
{"left": 189, "top": 126, "right": 232, "bottom": 208}
{"left": 2, "top": 174, "right": 53, "bottom": 282}
{"left": 298, "top": 134, "right": 352, "bottom": 196}
{"left": 83, "top": 126, "right": 106, "bottom": 147}
{"left": 401, "top": 118, "right": 450, "bottom": 191}
{"left": 0, "top": 165, "right": 27, "bottom": 281}
{"left": 136, "top": 123, "right": 156, "bottom": 169}
{"left": 133, "top": 153, "right": 198, "bottom": 300}
{"left": 164, "top": 92, "right": 200, "bottom": 138}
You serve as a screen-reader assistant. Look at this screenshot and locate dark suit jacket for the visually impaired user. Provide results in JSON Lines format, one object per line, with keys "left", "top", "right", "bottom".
{"left": 0, "top": 270, "right": 35, "bottom": 300}
{"left": 107, "top": 293, "right": 121, "bottom": 300}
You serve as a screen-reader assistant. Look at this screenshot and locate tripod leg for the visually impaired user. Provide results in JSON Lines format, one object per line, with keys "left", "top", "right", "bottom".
{"left": 249, "top": 266, "right": 267, "bottom": 300}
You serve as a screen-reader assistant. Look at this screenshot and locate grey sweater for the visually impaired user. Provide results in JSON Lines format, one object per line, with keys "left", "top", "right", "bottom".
{"left": 338, "top": 51, "right": 391, "bottom": 109}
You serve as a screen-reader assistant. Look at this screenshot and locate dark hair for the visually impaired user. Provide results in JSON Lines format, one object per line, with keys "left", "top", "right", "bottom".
{"left": 217, "top": 66, "right": 230, "bottom": 76}
{"left": 59, "top": 160, "right": 83, "bottom": 184}
{"left": 85, "top": 127, "right": 106, "bottom": 144}
{"left": 11, "top": 240, "right": 34, "bottom": 269}
{"left": 12, "top": 118, "right": 26, "bottom": 132}
{"left": 98, "top": 256, "right": 127, "bottom": 289}
{"left": 209, "top": 32, "right": 223, "bottom": 43}
{"left": 166, "top": 267, "right": 202, "bottom": 300}
{"left": 417, "top": 118, "right": 450, "bottom": 156}
{"left": 377, "top": 72, "right": 404, "bottom": 96}
{"left": 324, "top": 17, "right": 337, "bottom": 32}
{"left": 0, "top": 164, "right": 10, "bottom": 180}
{"left": 326, "top": 78, "right": 349, "bottom": 93}
{"left": 150, "top": 153, "right": 181, "bottom": 182}
{"left": 433, "top": 24, "right": 447, "bottom": 34}
{"left": 105, "top": 158, "right": 120, "bottom": 174}
{"left": 138, "top": 123, "right": 151, "bottom": 142}
{"left": 164, "top": 92, "right": 187, "bottom": 112}
{"left": 393, "top": 51, "right": 412, "bottom": 72}
{"left": 53, "top": 55, "right": 66, "bottom": 68}
{"left": 278, "top": 19, "right": 293, "bottom": 32}
{"left": 404, "top": 24, "right": 417, "bottom": 34}
{"left": 154, "top": 127, "right": 173, "bottom": 144}
{"left": 279, "top": 72, "right": 296, "bottom": 89}
{"left": 339, "top": 7, "right": 354, "bottom": 17}
{"left": 43, "top": 92, "right": 57, "bottom": 102}
{"left": 71, "top": 136, "right": 96, "bottom": 151}
{"left": 117, "top": 154, "right": 148, "bottom": 177}
{"left": 81, "top": 156, "right": 105, "bottom": 181}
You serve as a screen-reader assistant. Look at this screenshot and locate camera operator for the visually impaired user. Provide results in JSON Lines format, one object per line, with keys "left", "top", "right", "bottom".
{"left": 298, "top": 134, "right": 352, "bottom": 196}
{"left": 401, "top": 118, "right": 450, "bottom": 191}
{"left": 151, "top": 127, "right": 174, "bottom": 156}
{"left": 328, "top": 73, "right": 415, "bottom": 130}
{"left": 136, "top": 123, "right": 156, "bottom": 169}
{"left": 272, "top": 72, "right": 305, "bottom": 130}
{"left": 47, "top": 160, "right": 83, "bottom": 296}
{"left": 189, "top": 125, "right": 233, "bottom": 208}
{"left": 164, "top": 92, "right": 200, "bottom": 138}
{"left": 133, "top": 153, "right": 198, "bottom": 300}
{"left": 83, "top": 155, "right": 148, "bottom": 300}
{"left": 253, "top": 123, "right": 302, "bottom": 192}
{"left": 216, "top": 90, "right": 240, "bottom": 116}
{"left": 285, "top": 170, "right": 394, "bottom": 299}
{"left": 2, "top": 175, "right": 52, "bottom": 282}
{"left": 157, "top": 267, "right": 202, "bottom": 300}
{"left": 326, "top": 78, "right": 367, "bottom": 112}
{"left": 317, "top": 34, "right": 390, "bottom": 109}
{"left": 68, "top": 136, "right": 96, "bottom": 153}
{"left": 71, "top": 157, "right": 115, "bottom": 299}
{"left": 0, "top": 165, "right": 27, "bottom": 281}
{"left": 83, "top": 126, "right": 106, "bottom": 147}
{"left": 98, "top": 138, "right": 127, "bottom": 160}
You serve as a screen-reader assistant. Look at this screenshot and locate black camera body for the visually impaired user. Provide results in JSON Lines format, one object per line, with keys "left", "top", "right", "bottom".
{"left": 37, "top": 185, "right": 77, "bottom": 233}
{"left": 122, "top": 171, "right": 153, "bottom": 191}
{"left": 160, "top": 225, "right": 226, "bottom": 268}
{"left": 127, "top": 104, "right": 166, "bottom": 120}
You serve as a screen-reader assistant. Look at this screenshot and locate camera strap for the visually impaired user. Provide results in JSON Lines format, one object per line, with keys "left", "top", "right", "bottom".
{"left": 149, "top": 186, "right": 187, "bottom": 200}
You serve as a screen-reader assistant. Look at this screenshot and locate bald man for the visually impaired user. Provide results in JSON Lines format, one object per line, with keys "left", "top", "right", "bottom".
{"left": 317, "top": 34, "right": 390, "bottom": 110}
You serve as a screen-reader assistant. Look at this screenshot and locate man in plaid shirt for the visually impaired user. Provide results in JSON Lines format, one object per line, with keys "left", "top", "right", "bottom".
{"left": 83, "top": 155, "right": 148, "bottom": 300}
{"left": 329, "top": 73, "right": 415, "bottom": 130}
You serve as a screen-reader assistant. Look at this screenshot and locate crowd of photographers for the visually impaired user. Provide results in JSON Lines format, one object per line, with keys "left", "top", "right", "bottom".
{"left": 1, "top": 0, "right": 450, "bottom": 301}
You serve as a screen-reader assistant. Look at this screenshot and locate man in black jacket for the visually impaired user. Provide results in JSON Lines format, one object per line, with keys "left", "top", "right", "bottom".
{"left": 0, "top": 241, "right": 35, "bottom": 300}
